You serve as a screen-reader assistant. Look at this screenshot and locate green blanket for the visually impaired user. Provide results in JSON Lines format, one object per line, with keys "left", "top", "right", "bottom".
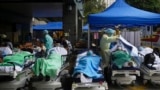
{"left": 0, "top": 51, "right": 31, "bottom": 66}
{"left": 112, "top": 50, "right": 131, "bottom": 68}
{"left": 32, "top": 52, "right": 62, "bottom": 78}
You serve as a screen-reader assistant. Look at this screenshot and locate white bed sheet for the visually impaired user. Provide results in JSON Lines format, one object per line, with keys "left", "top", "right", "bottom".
{"left": 0, "top": 66, "right": 22, "bottom": 73}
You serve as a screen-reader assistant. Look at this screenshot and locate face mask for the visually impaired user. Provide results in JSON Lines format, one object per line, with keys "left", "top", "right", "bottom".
{"left": 107, "top": 33, "right": 112, "bottom": 36}
{"left": 117, "top": 46, "right": 122, "bottom": 50}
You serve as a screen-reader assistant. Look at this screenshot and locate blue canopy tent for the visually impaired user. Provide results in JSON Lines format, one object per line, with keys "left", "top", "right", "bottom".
{"left": 33, "top": 22, "right": 63, "bottom": 30}
{"left": 88, "top": 0, "right": 160, "bottom": 30}
{"left": 87, "top": 0, "right": 160, "bottom": 48}
{"left": 83, "top": 24, "right": 89, "bottom": 31}
{"left": 33, "top": 21, "right": 88, "bottom": 31}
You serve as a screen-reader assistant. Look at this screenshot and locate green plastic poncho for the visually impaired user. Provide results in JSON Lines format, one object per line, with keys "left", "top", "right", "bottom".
{"left": 112, "top": 50, "right": 131, "bottom": 68}
{"left": 0, "top": 51, "right": 31, "bottom": 66}
{"left": 32, "top": 52, "right": 62, "bottom": 78}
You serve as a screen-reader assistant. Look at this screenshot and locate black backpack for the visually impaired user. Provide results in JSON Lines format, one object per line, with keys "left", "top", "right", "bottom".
{"left": 153, "top": 47, "right": 160, "bottom": 57}
{"left": 144, "top": 53, "right": 155, "bottom": 67}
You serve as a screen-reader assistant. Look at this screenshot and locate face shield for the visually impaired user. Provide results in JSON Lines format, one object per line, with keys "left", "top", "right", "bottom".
{"left": 104, "top": 28, "right": 115, "bottom": 36}
{"left": 106, "top": 33, "right": 113, "bottom": 36}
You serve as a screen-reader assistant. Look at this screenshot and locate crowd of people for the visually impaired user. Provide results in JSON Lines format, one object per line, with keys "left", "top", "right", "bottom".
{"left": 0, "top": 28, "right": 120, "bottom": 64}
{"left": 0, "top": 29, "right": 73, "bottom": 60}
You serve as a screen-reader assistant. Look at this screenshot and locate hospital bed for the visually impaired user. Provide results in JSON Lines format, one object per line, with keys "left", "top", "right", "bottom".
{"left": 106, "top": 36, "right": 142, "bottom": 86}
{"left": 31, "top": 47, "right": 69, "bottom": 90}
{"left": 0, "top": 51, "right": 35, "bottom": 90}
{"left": 110, "top": 50, "right": 140, "bottom": 85}
{"left": 72, "top": 50, "right": 108, "bottom": 90}
{"left": 140, "top": 64, "right": 160, "bottom": 85}
{"left": 32, "top": 63, "right": 69, "bottom": 90}
{"left": 139, "top": 50, "right": 160, "bottom": 85}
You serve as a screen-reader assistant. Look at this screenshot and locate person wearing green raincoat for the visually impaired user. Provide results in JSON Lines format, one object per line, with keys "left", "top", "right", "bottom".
{"left": 43, "top": 30, "right": 53, "bottom": 52}
{"left": 100, "top": 28, "right": 119, "bottom": 68}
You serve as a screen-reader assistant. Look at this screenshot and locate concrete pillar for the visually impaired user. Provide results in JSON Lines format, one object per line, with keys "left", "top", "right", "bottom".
{"left": 63, "top": 2, "right": 78, "bottom": 45}
{"left": 78, "top": 12, "right": 82, "bottom": 40}
{"left": 20, "top": 18, "right": 32, "bottom": 42}
{"left": 30, "top": 19, "right": 33, "bottom": 34}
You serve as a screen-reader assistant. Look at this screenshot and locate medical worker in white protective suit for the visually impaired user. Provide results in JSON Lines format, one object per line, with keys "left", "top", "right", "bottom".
{"left": 100, "top": 28, "right": 120, "bottom": 68}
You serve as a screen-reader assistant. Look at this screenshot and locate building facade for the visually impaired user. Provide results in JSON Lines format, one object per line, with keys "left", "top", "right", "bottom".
{"left": 0, "top": 0, "right": 84, "bottom": 44}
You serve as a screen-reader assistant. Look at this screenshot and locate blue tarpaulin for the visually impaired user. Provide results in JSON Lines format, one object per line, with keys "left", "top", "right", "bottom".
{"left": 33, "top": 21, "right": 88, "bottom": 31}
{"left": 88, "top": 0, "right": 160, "bottom": 30}
{"left": 33, "top": 22, "right": 63, "bottom": 30}
{"left": 82, "top": 24, "right": 88, "bottom": 31}
{"left": 73, "top": 53, "right": 103, "bottom": 79}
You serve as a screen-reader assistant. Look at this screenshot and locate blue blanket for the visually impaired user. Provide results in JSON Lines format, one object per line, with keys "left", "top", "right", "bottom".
{"left": 73, "top": 55, "right": 103, "bottom": 79}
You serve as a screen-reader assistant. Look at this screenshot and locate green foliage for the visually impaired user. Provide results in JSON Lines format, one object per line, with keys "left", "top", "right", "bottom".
{"left": 83, "top": 0, "right": 106, "bottom": 24}
{"left": 126, "top": 0, "right": 160, "bottom": 13}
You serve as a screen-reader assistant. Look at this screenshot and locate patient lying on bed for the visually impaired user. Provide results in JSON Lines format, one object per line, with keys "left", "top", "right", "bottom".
{"left": 72, "top": 50, "right": 104, "bottom": 83}
{"left": 112, "top": 46, "right": 137, "bottom": 69}
{"left": 0, "top": 51, "right": 32, "bottom": 72}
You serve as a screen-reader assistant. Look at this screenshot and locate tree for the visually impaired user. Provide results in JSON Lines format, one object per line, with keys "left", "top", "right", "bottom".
{"left": 126, "top": 0, "right": 160, "bottom": 13}
{"left": 83, "top": 0, "right": 106, "bottom": 24}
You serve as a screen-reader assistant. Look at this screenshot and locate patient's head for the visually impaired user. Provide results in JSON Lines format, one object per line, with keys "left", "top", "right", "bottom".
{"left": 87, "top": 50, "right": 93, "bottom": 56}
{"left": 117, "top": 46, "right": 122, "bottom": 50}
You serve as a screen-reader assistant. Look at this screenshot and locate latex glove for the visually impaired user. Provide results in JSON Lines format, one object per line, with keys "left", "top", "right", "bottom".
{"left": 115, "top": 29, "right": 121, "bottom": 35}
{"left": 116, "top": 35, "right": 120, "bottom": 40}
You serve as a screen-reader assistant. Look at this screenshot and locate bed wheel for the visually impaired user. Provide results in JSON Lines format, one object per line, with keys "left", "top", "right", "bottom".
{"left": 112, "top": 80, "right": 118, "bottom": 86}
{"left": 115, "top": 80, "right": 120, "bottom": 86}
{"left": 131, "top": 81, "right": 136, "bottom": 86}
{"left": 16, "top": 88, "right": 24, "bottom": 90}
{"left": 112, "top": 80, "right": 115, "bottom": 85}
{"left": 17, "top": 87, "right": 28, "bottom": 90}
{"left": 143, "top": 80, "right": 148, "bottom": 85}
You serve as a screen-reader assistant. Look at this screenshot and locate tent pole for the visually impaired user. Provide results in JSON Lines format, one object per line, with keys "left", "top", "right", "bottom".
{"left": 150, "top": 26, "right": 153, "bottom": 48}
{"left": 134, "top": 31, "right": 135, "bottom": 46}
{"left": 88, "top": 24, "right": 90, "bottom": 49}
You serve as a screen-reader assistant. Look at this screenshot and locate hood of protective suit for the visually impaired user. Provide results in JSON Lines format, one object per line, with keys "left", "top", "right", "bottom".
{"left": 43, "top": 30, "right": 48, "bottom": 34}
{"left": 104, "top": 28, "right": 115, "bottom": 36}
